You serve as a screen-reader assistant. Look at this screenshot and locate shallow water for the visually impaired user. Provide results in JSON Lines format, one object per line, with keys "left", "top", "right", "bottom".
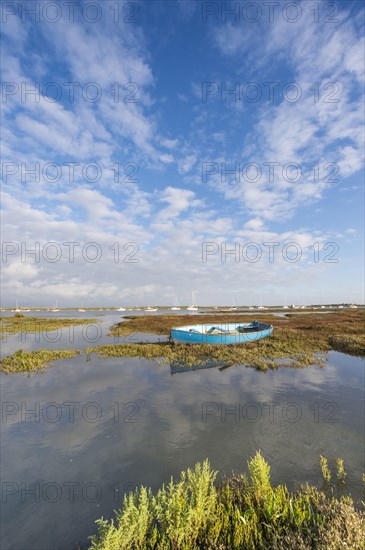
{"left": 0, "top": 312, "right": 170, "bottom": 356}
{"left": 1, "top": 313, "right": 364, "bottom": 550}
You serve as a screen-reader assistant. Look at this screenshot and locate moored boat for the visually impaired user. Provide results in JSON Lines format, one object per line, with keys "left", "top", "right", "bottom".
{"left": 186, "top": 291, "right": 198, "bottom": 311}
{"left": 170, "top": 320, "right": 273, "bottom": 345}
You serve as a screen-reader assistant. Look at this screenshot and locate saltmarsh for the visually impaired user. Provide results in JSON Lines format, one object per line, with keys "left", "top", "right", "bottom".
{"left": 0, "top": 349, "right": 81, "bottom": 374}
{"left": 2, "top": 310, "right": 364, "bottom": 373}
{"left": 0, "top": 314, "right": 98, "bottom": 335}
{"left": 89, "top": 309, "right": 365, "bottom": 369}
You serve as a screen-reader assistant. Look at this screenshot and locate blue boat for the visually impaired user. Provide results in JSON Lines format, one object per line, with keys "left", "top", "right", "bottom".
{"left": 170, "top": 320, "right": 273, "bottom": 345}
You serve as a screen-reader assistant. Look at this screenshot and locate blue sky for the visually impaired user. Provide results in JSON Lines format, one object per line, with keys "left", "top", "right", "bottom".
{"left": 1, "top": 0, "right": 364, "bottom": 306}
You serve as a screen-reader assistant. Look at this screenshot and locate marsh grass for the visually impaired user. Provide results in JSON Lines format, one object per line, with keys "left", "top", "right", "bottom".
{"left": 328, "top": 334, "right": 365, "bottom": 356}
{"left": 87, "top": 339, "right": 327, "bottom": 370}
{"left": 0, "top": 349, "right": 81, "bottom": 373}
{"left": 103, "top": 310, "right": 365, "bottom": 368}
{"left": 0, "top": 315, "right": 98, "bottom": 335}
{"left": 2, "top": 310, "right": 364, "bottom": 374}
{"left": 90, "top": 451, "right": 365, "bottom": 550}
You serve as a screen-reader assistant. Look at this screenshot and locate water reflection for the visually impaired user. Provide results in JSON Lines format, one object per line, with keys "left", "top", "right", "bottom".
{"left": 170, "top": 358, "right": 232, "bottom": 375}
{"left": 1, "top": 320, "right": 364, "bottom": 550}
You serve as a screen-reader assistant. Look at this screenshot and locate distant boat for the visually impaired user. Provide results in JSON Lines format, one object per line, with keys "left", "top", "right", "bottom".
{"left": 78, "top": 308, "right": 86, "bottom": 312}
{"left": 51, "top": 302, "right": 59, "bottom": 312}
{"left": 117, "top": 307, "right": 126, "bottom": 311}
{"left": 186, "top": 291, "right": 198, "bottom": 311}
{"left": 349, "top": 304, "right": 358, "bottom": 309}
{"left": 171, "top": 298, "right": 181, "bottom": 311}
{"left": 257, "top": 297, "right": 268, "bottom": 310}
{"left": 171, "top": 320, "right": 273, "bottom": 345}
{"left": 145, "top": 307, "right": 158, "bottom": 312}
{"left": 283, "top": 297, "right": 288, "bottom": 309}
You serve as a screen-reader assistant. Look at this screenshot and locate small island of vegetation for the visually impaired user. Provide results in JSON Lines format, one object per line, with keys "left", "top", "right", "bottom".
{"left": 0, "top": 313, "right": 98, "bottom": 335}
{"left": 88, "top": 309, "right": 365, "bottom": 369}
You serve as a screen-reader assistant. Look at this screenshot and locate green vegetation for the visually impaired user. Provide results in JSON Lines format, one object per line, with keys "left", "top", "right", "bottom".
{"left": 0, "top": 349, "right": 81, "bottom": 374}
{"left": 2, "top": 310, "right": 364, "bottom": 373}
{"left": 328, "top": 334, "right": 365, "bottom": 356}
{"left": 336, "top": 459, "right": 347, "bottom": 484}
{"left": 0, "top": 314, "right": 98, "bottom": 335}
{"left": 87, "top": 338, "right": 326, "bottom": 370}
{"left": 320, "top": 455, "right": 332, "bottom": 484}
{"left": 97, "top": 310, "right": 364, "bottom": 369}
{"left": 90, "top": 451, "right": 364, "bottom": 550}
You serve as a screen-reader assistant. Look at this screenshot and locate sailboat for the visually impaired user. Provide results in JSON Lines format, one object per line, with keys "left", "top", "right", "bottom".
{"left": 13, "top": 300, "right": 21, "bottom": 313}
{"left": 51, "top": 301, "right": 59, "bottom": 312}
{"left": 117, "top": 307, "right": 126, "bottom": 311}
{"left": 186, "top": 291, "right": 198, "bottom": 311}
{"left": 171, "top": 297, "right": 181, "bottom": 311}
{"left": 283, "top": 297, "right": 288, "bottom": 309}
{"left": 229, "top": 298, "right": 237, "bottom": 311}
{"left": 257, "top": 297, "right": 268, "bottom": 310}
{"left": 145, "top": 306, "right": 158, "bottom": 312}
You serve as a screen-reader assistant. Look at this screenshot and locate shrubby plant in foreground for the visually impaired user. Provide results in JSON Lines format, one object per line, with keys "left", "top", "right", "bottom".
{"left": 90, "top": 452, "right": 364, "bottom": 549}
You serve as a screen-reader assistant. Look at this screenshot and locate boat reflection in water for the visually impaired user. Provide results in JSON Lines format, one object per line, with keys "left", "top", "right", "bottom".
{"left": 170, "top": 358, "right": 233, "bottom": 375}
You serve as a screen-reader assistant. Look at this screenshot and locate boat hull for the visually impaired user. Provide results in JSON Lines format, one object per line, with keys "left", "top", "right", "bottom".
{"left": 170, "top": 321, "right": 273, "bottom": 345}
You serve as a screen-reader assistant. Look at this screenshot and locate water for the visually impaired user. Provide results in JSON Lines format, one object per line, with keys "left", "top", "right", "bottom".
{"left": 0, "top": 311, "right": 170, "bottom": 356}
{"left": 1, "top": 313, "right": 364, "bottom": 550}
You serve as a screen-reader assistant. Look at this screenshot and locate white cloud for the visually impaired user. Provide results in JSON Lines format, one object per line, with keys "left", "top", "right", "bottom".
{"left": 178, "top": 154, "right": 197, "bottom": 173}
{"left": 159, "top": 153, "right": 175, "bottom": 164}
{"left": 157, "top": 186, "right": 200, "bottom": 220}
{"left": 160, "top": 138, "right": 179, "bottom": 149}
{"left": 210, "top": 5, "right": 364, "bottom": 221}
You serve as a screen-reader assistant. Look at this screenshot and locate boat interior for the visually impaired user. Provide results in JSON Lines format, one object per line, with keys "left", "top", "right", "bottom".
{"left": 174, "top": 322, "right": 269, "bottom": 335}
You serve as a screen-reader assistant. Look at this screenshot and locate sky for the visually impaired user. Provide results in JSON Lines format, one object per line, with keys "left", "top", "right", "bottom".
{"left": 1, "top": 0, "right": 364, "bottom": 307}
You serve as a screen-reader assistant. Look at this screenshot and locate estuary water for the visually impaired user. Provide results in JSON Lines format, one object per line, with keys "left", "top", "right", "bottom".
{"left": 0, "top": 311, "right": 364, "bottom": 549}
